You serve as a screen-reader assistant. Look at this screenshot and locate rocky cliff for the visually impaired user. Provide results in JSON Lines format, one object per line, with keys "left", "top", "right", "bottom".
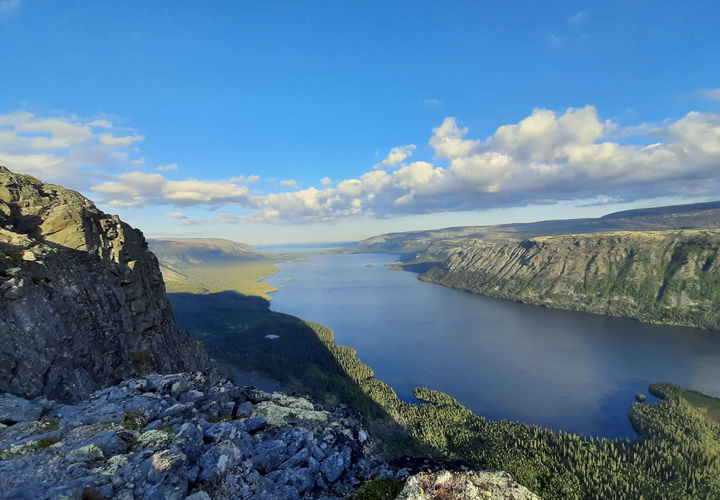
{"left": 420, "top": 230, "right": 720, "bottom": 330}
{"left": 0, "top": 166, "right": 208, "bottom": 402}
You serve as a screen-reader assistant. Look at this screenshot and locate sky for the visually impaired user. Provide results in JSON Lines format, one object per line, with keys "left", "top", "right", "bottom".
{"left": 1, "top": 0, "right": 719, "bottom": 245}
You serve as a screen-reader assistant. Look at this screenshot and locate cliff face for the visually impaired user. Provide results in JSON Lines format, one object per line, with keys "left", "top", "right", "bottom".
{"left": 0, "top": 166, "right": 208, "bottom": 401}
{"left": 420, "top": 230, "right": 720, "bottom": 330}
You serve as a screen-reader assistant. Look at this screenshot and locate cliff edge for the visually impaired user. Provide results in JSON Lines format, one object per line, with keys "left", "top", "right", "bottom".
{"left": 0, "top": 166, "right": 208, "bottom": 401}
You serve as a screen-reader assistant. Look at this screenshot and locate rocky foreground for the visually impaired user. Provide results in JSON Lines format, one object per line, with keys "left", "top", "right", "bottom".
{"left": 0, "top": 372, "right": 386, "bottom": 499}
{"left": 0, "top": 372, "right": 538, "bottom": 500}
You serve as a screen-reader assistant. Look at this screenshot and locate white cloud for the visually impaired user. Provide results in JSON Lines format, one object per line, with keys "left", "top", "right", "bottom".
{"left": 377, "top": 144, "right": 416, "bottom": 168}
{"left": 0, "top": 0, "right": 19, "bottom": 13}
{"left": 247, "top": 174, "right": 260, "bottom": 183}
{"left": 429, "top": 118, "right": 477, "bottom": 158}
{"left": 702, "top": 88, "right": 720, "bottom": 100}
{"left": 100, "top": 133, "right": 144, "bottom": 147}
{"left": 157, "top": 163, "right": 178, "bottom": 171}
{"left": 280, "top": 179, "right": 298, "bottom": 187}
{"left": 89, "top": 119, "right": 114, "bottom": 128}
{"left": 4, "top": 105, "right": 720, "bottom": 225}
{"left": 166, "top": 211, "right": 186, "bottom": 218}
{"left": 0, "top": 111, "right": 146, "bottom": 187}
{"left": 92, "top": 172, "right": 253, "bottom": 207}
{"left": 236, "top": 105, "right": 720, "bottom": 222}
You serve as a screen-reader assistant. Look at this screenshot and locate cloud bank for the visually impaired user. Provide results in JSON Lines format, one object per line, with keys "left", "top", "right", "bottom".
{"left": 2, "top": 105, "right": 719, "bottom": 224}
{"left": 0, "top": 111, "right": 147, "bottom": 187}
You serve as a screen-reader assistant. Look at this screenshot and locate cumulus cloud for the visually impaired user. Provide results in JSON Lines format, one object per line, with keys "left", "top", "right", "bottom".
{"left": 0, "top": 111, "right": 145, "bottom": 187}
{"left": 235, "top": 105, "right": 720, "bottom": 222}
{"left": 703, "top": 88, "right": 720, "bottom": 100}
{"left": 92, "top": 172, "right": 252, "bottom": 208}
{"left": 377, "top": 144, "right": 416, "bottom": 168}
{"left": 100, "top": 133, "right": 144, "bottom": 147}
{"left": 4, "top": 105, "right": 720, "bottom": 224}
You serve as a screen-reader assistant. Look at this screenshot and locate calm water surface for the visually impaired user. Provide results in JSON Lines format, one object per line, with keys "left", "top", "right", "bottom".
{"left": 264, "top": 252, "right": 720, "bottom": 438}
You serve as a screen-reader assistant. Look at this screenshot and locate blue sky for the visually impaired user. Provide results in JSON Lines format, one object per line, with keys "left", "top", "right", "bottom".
{"left": 1, "top": 0, "right": 719, "bottom": 244}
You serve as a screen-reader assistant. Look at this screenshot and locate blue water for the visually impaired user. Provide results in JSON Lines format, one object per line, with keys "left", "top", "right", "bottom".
{"left": 264, "top": 252, "right": 720, "bottom": 438}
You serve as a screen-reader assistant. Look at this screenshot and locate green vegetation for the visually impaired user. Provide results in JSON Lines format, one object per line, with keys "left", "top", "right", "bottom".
{"left": 162, "top": 260, "right": 279, "bottom": 299}
{"left": 385, "top": 253, "right": 443, "bottom": 273}
{"left": 0, "top": 436, "right": 60, "bottom": 460}
{"left": 122, "top": 409, "right": 146, "bottom": 430}
{"left": 350, "top": 478, "right": 406, "bottom": 500}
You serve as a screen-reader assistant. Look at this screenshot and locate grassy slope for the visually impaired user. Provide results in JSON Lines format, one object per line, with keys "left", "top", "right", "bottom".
{"left": 163, "top": 260, "right": 279, "bottom": 299}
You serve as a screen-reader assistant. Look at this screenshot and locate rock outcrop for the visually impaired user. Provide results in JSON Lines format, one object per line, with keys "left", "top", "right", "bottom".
{"left": 396, "top": 470, "right": 539, "bottom": 500}
{"left": 0, "top": 166, "right": 208, "bottom": 402}
{"left": 421, "top": 230, "right": 720, "bottom": 330}
{"left": 0, "top": 372, "right": 392, "bottom": 500}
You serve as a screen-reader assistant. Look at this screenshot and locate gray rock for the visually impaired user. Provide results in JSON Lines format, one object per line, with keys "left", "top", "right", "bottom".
{"left": 203, "top": 421, "right": 235, "bottom": 443}
{"left": 282, "top": 467, "right": 315, "bottom": 493}
{"left": 396, "top": 470, "right": 541, "bottom": 500}
{"left": 172, "top": 423, "right": 203, "bottom": 461}
{"left": 251, "top": 439, "right": 289, "bottom": 474}
{"left": 234, "top": 401, "right": 254, "bottom": 418}
{"left": 320, "top": 451, "right": 346, "bottom": 482}
{"left": 185, "top": 492, "right": 211, "bottom": 500}
{"left": 197, "top": 440, "right": 243, "bottom": 482}
{"left": 0, "top": 393, "right": 42, "bottom": 423}
{"left": 244, "top": 417, "right": 267, "bottom": 433}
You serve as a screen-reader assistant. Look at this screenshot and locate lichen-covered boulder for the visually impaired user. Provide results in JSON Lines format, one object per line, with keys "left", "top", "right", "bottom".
{"left": 396, "top": 470, "right": 541, "bottom": 500}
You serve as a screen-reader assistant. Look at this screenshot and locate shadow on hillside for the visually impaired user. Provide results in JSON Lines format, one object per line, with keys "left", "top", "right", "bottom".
{"left": 167, "top": 290, "right": 419, "bottom": 454}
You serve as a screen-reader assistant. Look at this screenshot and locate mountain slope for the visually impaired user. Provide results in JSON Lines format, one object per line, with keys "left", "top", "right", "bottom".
{"left": 349, "top": 200, "right": 720, "bottom": 256}
{"left": 0, "top": 166, "right": 208, "bottom": 401}
{"left": 420, "top": 229, "right": 720, "bottom": 330}
{"left": 149, "top": 237, "right": 260, "bottom": 270}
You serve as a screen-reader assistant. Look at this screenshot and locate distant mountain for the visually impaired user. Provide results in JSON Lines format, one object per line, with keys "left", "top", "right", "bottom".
{"left": 149, "top": 237, "right": 261, "bottom": 271}
{"left": 348, "top": 200, "right": 720, "bottom": 256}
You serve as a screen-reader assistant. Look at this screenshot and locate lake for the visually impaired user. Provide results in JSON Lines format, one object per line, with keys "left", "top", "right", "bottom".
{"left": 264, "top": 251, "right": 720, "bottom": 438}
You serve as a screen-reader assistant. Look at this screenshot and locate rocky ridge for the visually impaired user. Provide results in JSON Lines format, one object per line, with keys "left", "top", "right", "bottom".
{"left": 0, "top": 166, "right": 208, "bottom": 402}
